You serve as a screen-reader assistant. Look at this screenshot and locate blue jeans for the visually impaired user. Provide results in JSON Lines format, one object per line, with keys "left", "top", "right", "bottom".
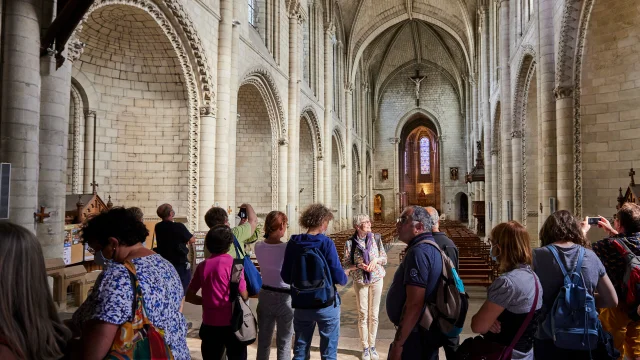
{"left": 292, "top": 297, "right": 341, "bottom": 360}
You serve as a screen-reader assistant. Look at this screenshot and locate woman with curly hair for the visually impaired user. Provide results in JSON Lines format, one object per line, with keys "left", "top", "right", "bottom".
{"left": 70, "top": 207, "right": 189, "bottom": 359}
{"left": 532, "top": 210, "right": 617, "bottom": 359}
{"left": 281, "top": 203, "right": 348, "bottom": 360}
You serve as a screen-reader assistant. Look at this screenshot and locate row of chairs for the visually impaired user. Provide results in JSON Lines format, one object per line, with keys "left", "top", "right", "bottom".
{"left": 440, "top": 222, "right": 496, "bottom": 287}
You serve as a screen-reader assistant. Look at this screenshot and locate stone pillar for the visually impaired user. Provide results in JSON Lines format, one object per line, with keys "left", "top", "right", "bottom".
{"left": 511, "top": 131, "right": 523, "bottom": 221}
{"left": 491, "top": 149, "right": 499, "bottom": 222}
{"left": 214, "top": 0, "right": 233, "bottom": 210}
{"left": 317, "top": 156, "right": 324, "bottom": 204}
{"left": 345, "top": 84, "right": 353, "bottom": 223}
{"left": 0, "top": 0, "right": 41, "bottom": 231}
{"left": 499, "top": 0, "right": 512, "bottom": 221}
{"left": 555, "top": 86, "right": 574, "bottom": 212}
{"left": 391, "top": 137, "right": 400, "bottom": 217}
{"left": 480, "top": 3, "right": 492, "bottom": 230}
{"left": 228, "top": 1, "right": 241, "bottom": 213}
{"left": 287, "top": 3, "right": 303, "bottom": 230}
{"left": 340, "top": 163, "right": 347, "bottom": 229}
{"left": 83, "top": 110, "right": 96, "bottom": 192}
{"left": 38, "top": 49, "right": 73, "bottom": 258}
{"left": 323, "top": 24, "right": 334, "bottom": 208}
{"left": 539, "top": 0, "right": 557, "bottom": 218}
{"left": 278, "top": 139, "right": 288, "bottom": 211}
{"left": 361, "top": 84, "right": 368, "bottom": 214}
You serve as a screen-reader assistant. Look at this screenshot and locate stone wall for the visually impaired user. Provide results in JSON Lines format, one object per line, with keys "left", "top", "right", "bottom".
{"left": 236, "top": 84, "right": 273, "bottom": 215}
{"left": 374, "top": 64, "right": 467, "bottom": 220}
{"left": 70, "top": 5, "right": 190, "bottom": 216}
{"left": 580, "top": 0, "right": 640, "bottom": 240}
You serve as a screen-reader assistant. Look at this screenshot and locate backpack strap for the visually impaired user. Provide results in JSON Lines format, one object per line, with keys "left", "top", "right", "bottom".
{"left": 547, "top": 245, "right": 570, "bottom": 281}
{"left": 575, "top": 246, "right": 586, "bottom": 275}
{"left": 504, "top": 272, "right": 539, "bottom": 356}
{"left": 229, "top": 258, "right": 244, "bottom": 299}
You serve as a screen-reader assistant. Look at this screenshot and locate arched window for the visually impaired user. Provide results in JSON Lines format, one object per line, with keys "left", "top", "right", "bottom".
{"left": 420, "top": 137, "right": 431, "bottom": 175}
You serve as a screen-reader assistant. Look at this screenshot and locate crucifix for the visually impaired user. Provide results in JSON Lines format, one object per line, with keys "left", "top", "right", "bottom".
{"left": 630, "top": 168, "right": 636, "bottom": 186}
{"left": 409, "top": 69, "right": 426, "bottom": 106}
{"left": 34, "top": 206, "right": 51, "bottom": 223}
{"left": 90, "top": 181, "right": 99, "bottom": 195}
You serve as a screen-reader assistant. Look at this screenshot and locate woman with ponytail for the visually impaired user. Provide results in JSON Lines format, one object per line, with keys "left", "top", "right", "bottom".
{"left": 254, "top": 211, "right": 294, "bottom": 360}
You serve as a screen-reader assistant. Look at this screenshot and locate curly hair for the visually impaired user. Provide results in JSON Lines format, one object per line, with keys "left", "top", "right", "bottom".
{"left": 204, "top": 207, "right": 228, "bottom": 229}
{"left": 205, "top": 225, "right": 234, "bottom": 255}
{"left": 299, "top": 203, "right": 334, "bottom": 229}
{"left": 81, "top": 207, "right": 149, "bottom": 247}
{"left": 539, "top": 210, "right": 589, "bottom": 248}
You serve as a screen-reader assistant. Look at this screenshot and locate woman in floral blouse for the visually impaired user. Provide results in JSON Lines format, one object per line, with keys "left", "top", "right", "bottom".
{"left": 342, "top": 214, "right": 388, "bottom": 360}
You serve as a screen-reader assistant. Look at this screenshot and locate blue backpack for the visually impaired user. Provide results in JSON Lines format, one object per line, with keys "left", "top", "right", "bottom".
{"left": 290, "top": 245, "right": 336, "bottom": 309}
{"left": 543, "top": 245, "right": 599, "bottom": 351}
{"left": 233, "top": 236, "right": 262, "bottom": 296}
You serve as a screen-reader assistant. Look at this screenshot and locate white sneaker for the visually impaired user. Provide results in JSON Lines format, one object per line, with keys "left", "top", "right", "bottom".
{"left": 370, "top": 347, "right": 379, "bottom": 360}
{"left": 362, "top": 348, "right": 371, "bottom": 360}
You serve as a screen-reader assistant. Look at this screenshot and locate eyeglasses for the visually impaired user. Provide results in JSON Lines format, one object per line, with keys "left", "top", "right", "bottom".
{"left": 396, "top": 216, "right": 412, "bottom": 225}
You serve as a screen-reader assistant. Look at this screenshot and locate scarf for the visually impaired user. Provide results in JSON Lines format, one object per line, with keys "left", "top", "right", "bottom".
{"left": 354, "top": 232, "right": 373, "bottom": 284}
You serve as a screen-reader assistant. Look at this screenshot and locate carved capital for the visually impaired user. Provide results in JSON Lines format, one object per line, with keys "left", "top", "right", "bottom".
{"left": 341, "top": 164, "right": 346, "bottom": 169}
{"left": 279, "top": 138, "right": 288, "bottom": 146}
{"left": 287, "top": 0, "right": 306, "bottom": 22}
{"left": 200, "top": 106, "right": 214, "bottom": 116}
{"left": 317, "top": 156, "right": 324, "bottom": 161}
{"left": 490, "top": 150, "right": 499, "bottom": 156}
{"left": 84, "top": 110, "right": 96, "bottom": 117}
{"left": 389, "top": 137, "right": 400, "bottom": 145}
{"left": 324, "top": 22, "right": 335, "bottom": 38}
{"left": 511, "top": 130, "right": 523, "bottom": 139}
{"left": 345, "top": 82, "right": 354, "bottom": 94}
{"left": 66, "top": 37, "right": 85, "bottom": 63}
{"left": 553, "top": 86, "right": 574, "bottom": 100}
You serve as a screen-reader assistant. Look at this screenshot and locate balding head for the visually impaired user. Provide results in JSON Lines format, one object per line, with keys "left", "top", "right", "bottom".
{"left": 425, "top": 206, "right": 439, "bottom": 232}
{"left": 157, "top": 203, "right": 174, "bottom": 220}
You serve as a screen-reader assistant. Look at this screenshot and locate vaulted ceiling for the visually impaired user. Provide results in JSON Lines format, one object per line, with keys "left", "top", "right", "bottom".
{"left": 333, "top": 0, "right": 476, "bottom": 95}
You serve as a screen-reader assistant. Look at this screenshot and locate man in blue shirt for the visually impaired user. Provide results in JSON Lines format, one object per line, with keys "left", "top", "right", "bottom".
{"left": 386, "top": 206, "right": 444, "bottom": 360}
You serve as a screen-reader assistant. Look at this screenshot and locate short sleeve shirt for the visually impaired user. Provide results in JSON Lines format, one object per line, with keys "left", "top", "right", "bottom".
{"left": 154, "top": 221, "right": 193, "bottom": 265}
{"left": 386, "top": 234, "right": 442, "bottom": 325}
{"left": 72, "top": 255, "right": 189, "bottom": 359}
{"left": 188, "top": 253, "right": 246, "bottom": 326}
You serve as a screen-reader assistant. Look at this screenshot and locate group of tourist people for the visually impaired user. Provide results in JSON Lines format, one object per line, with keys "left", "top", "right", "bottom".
{"left": 1, "top": 199, "right": 640, "bottom": 360}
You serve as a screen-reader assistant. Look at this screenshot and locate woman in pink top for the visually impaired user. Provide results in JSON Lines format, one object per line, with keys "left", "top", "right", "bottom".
{"left": 186, "top": 226, "right": 248, "bottom": 360}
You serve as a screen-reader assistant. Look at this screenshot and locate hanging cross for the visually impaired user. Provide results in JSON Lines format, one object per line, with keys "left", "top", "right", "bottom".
{"left": 409, "top": 69, "right": 426, "bottom": 106}
{"left": 90, "top": 181, "right": 99, "bottom": 195}
{"left": 34, "top": 206, "right": 50, "bottom": 223}
{"left": 630, "top": 168, "right": 636, "bottom": 186}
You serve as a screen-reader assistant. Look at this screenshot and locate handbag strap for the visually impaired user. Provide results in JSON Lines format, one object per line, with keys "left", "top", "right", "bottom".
{"left": 123, "top": 261, "right": 140, "bottom": 322}
{"left": 504, "top": 271, "right": 539, "bottom": 355}
{"left": 233, "top": 235, "right": 246, "bottom": 259}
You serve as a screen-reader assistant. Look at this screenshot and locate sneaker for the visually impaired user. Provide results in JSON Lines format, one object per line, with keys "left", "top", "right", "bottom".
{"left": 362, "top": 348, "right": 370, "bottom": 360}
{"left": 370, "top": 347, "right": 379, "bottom": 360}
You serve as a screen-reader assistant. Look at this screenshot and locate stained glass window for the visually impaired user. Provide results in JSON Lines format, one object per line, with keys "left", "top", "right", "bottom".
{"left": 420, "top": 137, "right": 430, "bottom": 175}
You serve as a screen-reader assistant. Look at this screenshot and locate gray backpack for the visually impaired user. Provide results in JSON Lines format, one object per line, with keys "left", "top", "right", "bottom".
{"left": 229, "top": 259, "right": 257, "bottom": 345}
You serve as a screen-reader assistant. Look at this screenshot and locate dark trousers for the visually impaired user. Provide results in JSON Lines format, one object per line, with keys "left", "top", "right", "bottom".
{"left": 199, "top": 324, "right": 247, "bottom": 360}
{"left": 173, "top": 263, "right": 191, "bottom": 296}
{"left": 533, "top": 338, "right": 593, "bottom": 360}
{"left": 390, "top": 327, "right": 445, "bottom": 360}
{"left": 442, "top": 335, "right": 459, "bottom": 360}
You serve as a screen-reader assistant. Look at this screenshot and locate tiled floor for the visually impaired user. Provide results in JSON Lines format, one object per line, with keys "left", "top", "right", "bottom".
{"left": 183, "top": 242, "right": 488, "bottom": 359}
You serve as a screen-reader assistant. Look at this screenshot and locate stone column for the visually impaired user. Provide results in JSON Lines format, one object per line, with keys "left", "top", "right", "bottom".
{"left": 391, "top": 137, "right": 400, "bottom": 217}
{"left": 287, "top": 3, "right": 303, "bottom": 231}
{"left": 323, "top": 24, "right": 334, "bottom": 208}
{"left": 340, "top": 163, "right": 347, "bottom": 229}
{"left": 0, "top": 0, "right": 41, "bottom": 231}
{"left": 480, "top": 3, "right": 492, "bottom": 230}
{"left": 511, "top": 131, "right": 523, "bottom": 221}
{"left": 499, "top": 0, "right": 512, "bottom": 221}
{"left": 539, "top": 0, "right": 557, "bottom": 218}
{"left": 317, "top": 156, "right": 324, "bottom": 204}
{"left": 555, "top": 86, "right": 574, "bottom": 212}
{"left": 361, "top": 84, "right": 368, "bottom": 214}
{"left": 38, "top": 48, "right": 73, "bottom": 258}
{"left": 228, "top": 1, "right": 241, "bottom": 212}
{"left": 279, "top": 139, "right": 288, "bottom": 210}
{"left": 214, "top": 0, "right": 233, "bottom": 210}
{"left": 83, "top": 110, "right": 96, "bottom": 192}
{"left": 491, "top": 149, "right": 499, "bottom": 221}
{"left": 345, "top": 84, "right": 353, "bottom": 223}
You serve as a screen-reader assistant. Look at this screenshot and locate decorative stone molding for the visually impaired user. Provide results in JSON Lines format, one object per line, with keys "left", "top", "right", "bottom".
{"left": 345, "top": 82, "right": 354, "bottom": 94}
{"left": 70, "top": 85, "right": 83, "bottom": 194}
{"left": 341, "top": 164, "right": 346, "bottom": 169}
{"left": 200, "top": 106, "right": 214, "bottom": 116}
{"left": 490, "top": 150, "right": 498, "bottom": 156}
{"left": 389, "top": 137, "right": 400, "bottom": 145}
{"left": 333, "top": 128, "right": 346, "bottom": 165}
{"left": 287, "top": 0, "right": 306, "bottom": 22}
{"left": 554, "top": 86, "right": 574, "bottom": 100}
{"left": 572, "top": 0, "right": 597, "bottom": 217}
{"left": 241, "top": 66, "right": 288, "bottom": 137}
{"left": 66, "top": 36, "right": 85, "bottom": 63}
{"left": 556, "top": 0, "right": 584, "bottom": 86}
{"left": 317, "top": 156, "right": 324, "bottom": 161}
{"left": 279, "top": 138, "right": 288, "bottom": 146}
{"left": 511, "top": 130, "right": 523, "bottom": 139}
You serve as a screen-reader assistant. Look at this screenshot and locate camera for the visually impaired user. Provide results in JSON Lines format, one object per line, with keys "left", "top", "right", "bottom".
{"left": 237, "top": 207, "right": 247, "bottom": 219}
{"left": 587, "top": 217, "right": 600, "bottom": 225}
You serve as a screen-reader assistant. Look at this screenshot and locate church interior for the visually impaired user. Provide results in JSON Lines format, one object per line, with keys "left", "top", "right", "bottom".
{"left": 2, "top": 0, "right": 640, "bottom": 356}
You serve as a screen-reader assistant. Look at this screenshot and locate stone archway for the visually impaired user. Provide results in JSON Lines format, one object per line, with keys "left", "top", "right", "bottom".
{"left": 71, "top": 4, "right": 195, "bottom": 223}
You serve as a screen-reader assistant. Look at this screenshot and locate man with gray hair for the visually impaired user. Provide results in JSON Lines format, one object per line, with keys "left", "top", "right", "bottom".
{"left": 386, "top": 206, "right": 446, "bottom": 360}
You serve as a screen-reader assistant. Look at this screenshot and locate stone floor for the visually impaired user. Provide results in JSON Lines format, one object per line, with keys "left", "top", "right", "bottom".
{"left": 182, "top": 242, "right": 488, "bottom": 359}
